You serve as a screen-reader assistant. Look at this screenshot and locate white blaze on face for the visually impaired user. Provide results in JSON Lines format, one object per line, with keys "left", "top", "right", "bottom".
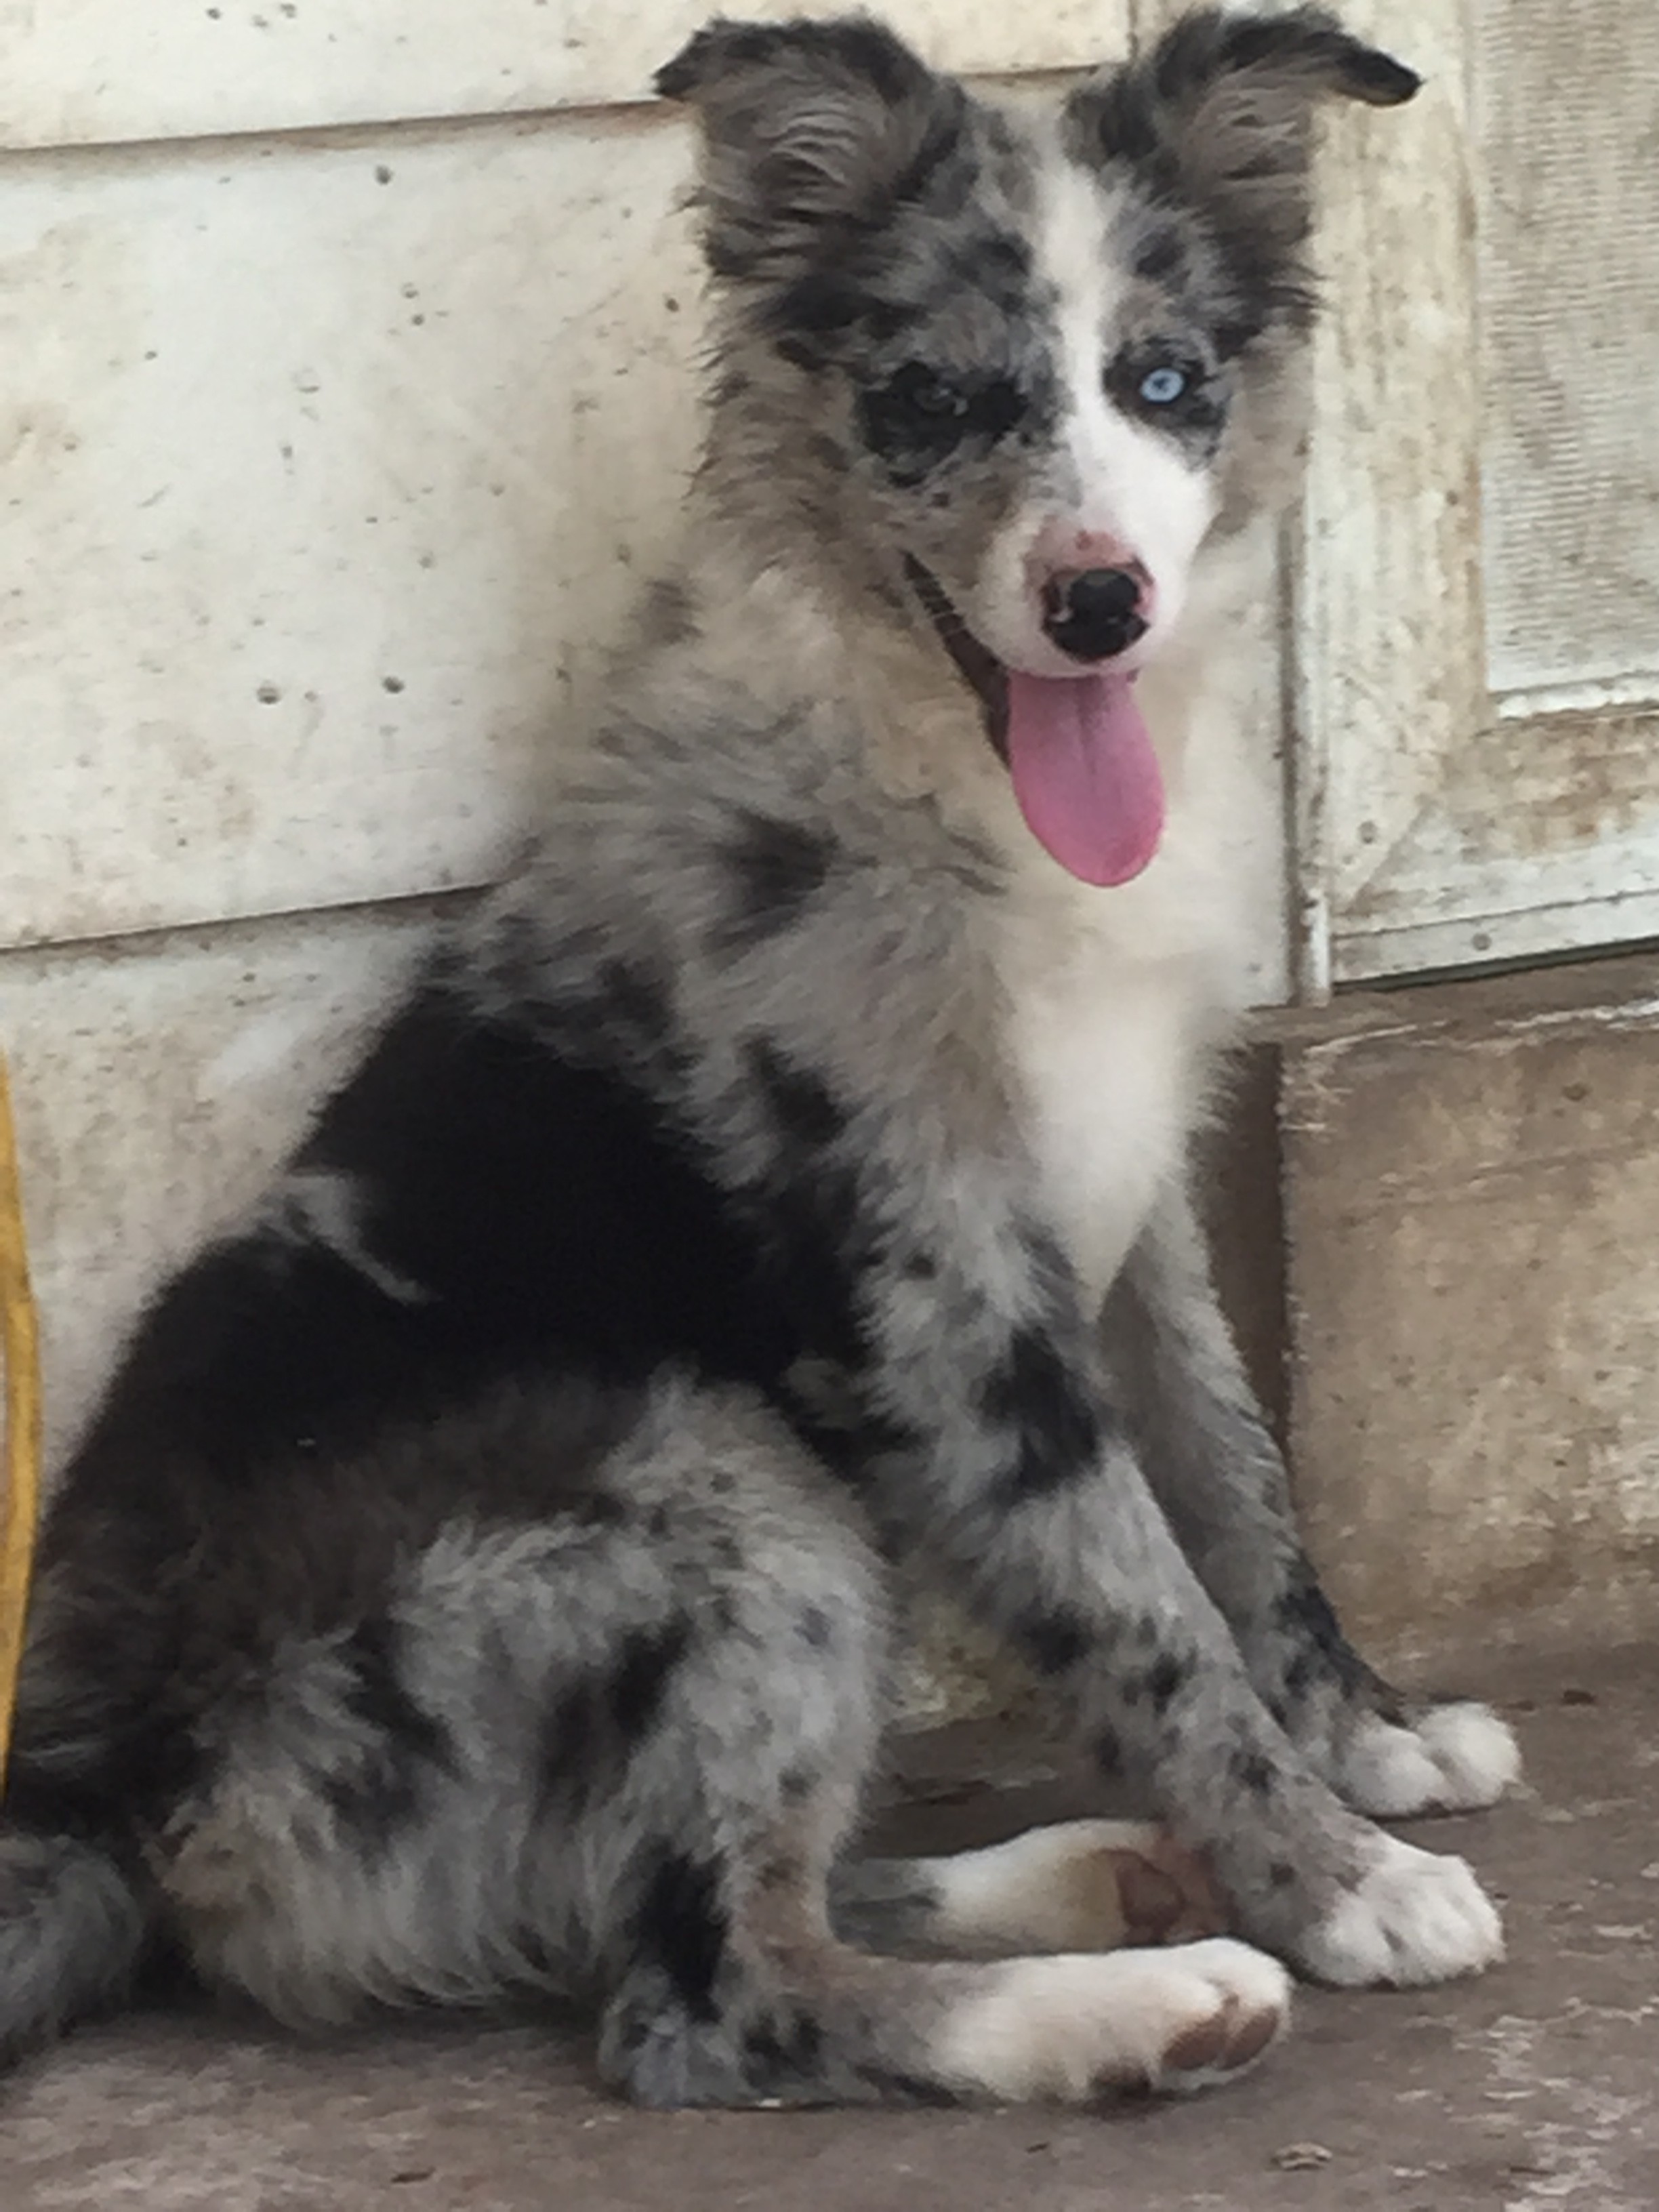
{"left": 968, "top": 145, "right": 1218, "bottom": 675}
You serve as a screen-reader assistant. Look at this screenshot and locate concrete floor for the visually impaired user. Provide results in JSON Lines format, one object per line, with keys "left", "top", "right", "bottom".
{"left": 3, "top": 1643, "right": 1656, "bottom": 2212}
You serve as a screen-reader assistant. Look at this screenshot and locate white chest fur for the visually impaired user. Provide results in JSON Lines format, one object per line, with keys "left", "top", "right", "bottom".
{"left": 998, "top": 911, "right": 1202, "bottom": 1313}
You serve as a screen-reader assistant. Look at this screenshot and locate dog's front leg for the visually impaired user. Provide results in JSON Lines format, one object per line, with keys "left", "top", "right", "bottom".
{"left": 1100, "top": 1178, "right": 1522, "bottom": 1822}
{"left": 853, "top": 1221, "right": 1503, "bottom": 1988}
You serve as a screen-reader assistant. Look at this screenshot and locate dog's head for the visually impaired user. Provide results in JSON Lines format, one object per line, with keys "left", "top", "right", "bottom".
{"left": 659, "top": 9, "right": 1416, "bottom": 883}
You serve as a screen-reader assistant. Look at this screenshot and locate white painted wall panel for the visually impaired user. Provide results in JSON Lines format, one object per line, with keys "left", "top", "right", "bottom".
{"left": 0, "top": 906, "right": 436, "bottom": 1471}
{"left": 2, "top": 111, "right": 705, "bottom": 949}
{"left": 1477, "top": 0, "right": 1659, "bottom": 699}
{"left": 1295, "top": 0, "right": 1659, "bottom": 986}
{"left": 0, "top": 0, "right": 1132, "bottom": 152}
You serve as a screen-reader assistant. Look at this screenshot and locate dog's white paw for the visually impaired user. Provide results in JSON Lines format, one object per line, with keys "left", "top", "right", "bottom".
{"left": 1336, "top": 1702, "right": 1521, "bottom": 1818}
{"left": 1296, "top": 1835, "right": 1503, "bottom": 1987}
{"left": 932, "top": 1938, "right": 1291, "bottom": 2102}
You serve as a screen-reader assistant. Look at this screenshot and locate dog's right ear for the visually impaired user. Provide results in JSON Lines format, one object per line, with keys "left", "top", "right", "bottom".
{"left": 654, "top": 16, "right": 963, "bottom": 285}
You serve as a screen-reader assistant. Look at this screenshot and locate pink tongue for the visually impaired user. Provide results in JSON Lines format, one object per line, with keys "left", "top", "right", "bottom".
{"left": 1004, "top": 670, "right": 1165, "bottom": 886}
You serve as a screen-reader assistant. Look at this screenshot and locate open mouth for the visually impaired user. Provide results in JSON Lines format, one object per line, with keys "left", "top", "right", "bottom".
{"left": 904, "top": 557, "right": 1166, "bottom": 888}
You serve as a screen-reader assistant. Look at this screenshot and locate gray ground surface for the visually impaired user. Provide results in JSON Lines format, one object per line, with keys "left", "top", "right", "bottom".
{"left": 4, "top": 1643, "right": 1656, "bottom": 2212}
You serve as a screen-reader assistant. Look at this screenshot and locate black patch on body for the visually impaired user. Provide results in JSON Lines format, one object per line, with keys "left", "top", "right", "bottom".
{"left": 743, "top": 2007, "right": 827, "bottom": 2091}
{"left": 979, "top": 1328, "right": 1105, "bottom": 1498}
{"left": 716, "top": 813, "right": 836, "bottom": 952}
{"left": 639, "top": 578, "right": 697, "bottom": 647}
{"left": 796, "top": 1606, "right": 834, "bottom": 1651}
{"left": 539, "top": 1620, "right": 691, "bottom": 1812}
{"left": 631, "top": 1849, "right": 729, "bottom": 2022}
{"left": 746, "top": 1041, "right": 849, "bottom": 1151}
{"left": 28, "top": 958, "right": 889, "bottom": 1840}
{"left": 315, "top": 1618, "right": 453, "bottom": 1858}
{"left": 321, "top": 1619, "right": 455, "bottom": 1858}
{"left": 1275, "top": 1569, "right": 1376, "bottom": 1699}
{"left": 1015, "top": 1607, "right": 1094, "bottom": 1678}
{"left": 1230, "top": 1748, "right": 1275, "bottom": 1797}
{"left": 1142, "top": 1652, "right": 1194, "bottom": 1714}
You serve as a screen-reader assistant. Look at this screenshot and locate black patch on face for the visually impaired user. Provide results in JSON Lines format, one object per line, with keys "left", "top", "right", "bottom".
{"left": 796, "top": 1605, "right": 834, "bottom": 1651}
{"left": 1269, "top": 1860, "right": 1296, "bottom": 1889}
{"left": 857, "top": 361, "right": 1028, "bottom": 487}
{"left": 779, "top": 1767, "right": 816, "bottom": 1804}
{"left": 1132, "top": 223, "right": 1187, "bottom": 283}
{"left": 715, "top": 811, "right": 837, "bottom": 954}
{"left": 979, "top": 1328, "right": 1106, "bottom": 1499}
{"left": 630, "top": 1848, "right": 729, "bottom": 2022}
{"left": 1015, "top": 1606, "right": 1094, "bottom": 1677}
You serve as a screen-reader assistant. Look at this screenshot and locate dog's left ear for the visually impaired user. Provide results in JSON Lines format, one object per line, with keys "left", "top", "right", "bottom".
{"left": 655, "top": 16, "right": 962, "bottom": 288}
{"left": 1067, "top": 5, "right": 1418, "bottom": 331}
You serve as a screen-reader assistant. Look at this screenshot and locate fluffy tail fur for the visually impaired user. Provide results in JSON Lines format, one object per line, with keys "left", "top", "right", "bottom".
{"left": 0, "top": 1825, "right": 149, "bottom": 2062}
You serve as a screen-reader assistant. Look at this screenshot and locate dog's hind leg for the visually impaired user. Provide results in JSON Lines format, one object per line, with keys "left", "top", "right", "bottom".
{"left": 600, "top": 1717, "right": 1284, "bottom": 2109}
{"left": 1103, "top": 1179, "right": 1521, "bottom": 1820}
{"left": 831, "top": 1819, "right": 1227, "bottom": 1958}
{"left": 605, "top": 1870, "right": 1288, "bottom": 2110}
{"left": 579, "top": 1400, "right": 1286, "bottom": 2110}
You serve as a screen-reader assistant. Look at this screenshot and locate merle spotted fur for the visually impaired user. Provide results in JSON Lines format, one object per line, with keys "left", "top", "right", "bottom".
{"left": 0, "top": 9, "right": 1519, "bottom": 2108}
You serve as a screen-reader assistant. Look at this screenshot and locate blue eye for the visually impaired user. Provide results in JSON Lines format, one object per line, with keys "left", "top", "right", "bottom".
{"left": 1139, "top": 365, "right": 1188, "bottom": 406}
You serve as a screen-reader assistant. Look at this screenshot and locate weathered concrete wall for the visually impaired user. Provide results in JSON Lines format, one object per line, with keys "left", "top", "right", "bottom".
{"left": 1279, "top": 955, "right": 1659, "bottom": 1669}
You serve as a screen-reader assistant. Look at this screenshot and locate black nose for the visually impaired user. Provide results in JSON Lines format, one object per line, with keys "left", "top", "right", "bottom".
{"left": 1042, "top": 567, "right": 1147, "bottom": 663}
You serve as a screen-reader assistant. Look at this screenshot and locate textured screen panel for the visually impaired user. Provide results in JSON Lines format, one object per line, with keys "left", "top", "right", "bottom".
{"left": 1476, "top": 0, "right": 1659, "bottom": 697}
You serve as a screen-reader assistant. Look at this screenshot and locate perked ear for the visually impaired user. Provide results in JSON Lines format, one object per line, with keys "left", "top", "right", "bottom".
{"left": 654, "top": 16, "right": 962, "bottom": 285}
{"left": 1067, "top": 5, "right": 1419, "bottom": 331}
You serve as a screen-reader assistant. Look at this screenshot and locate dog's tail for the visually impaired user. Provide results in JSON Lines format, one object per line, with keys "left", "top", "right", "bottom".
{"left": 0, "top": 1821, "right": 149, "bottom": 2062}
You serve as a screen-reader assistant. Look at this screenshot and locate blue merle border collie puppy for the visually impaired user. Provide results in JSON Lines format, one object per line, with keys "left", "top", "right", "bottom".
{"left": 1, "top": 9, "right": 1520, "bottom": 2108}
